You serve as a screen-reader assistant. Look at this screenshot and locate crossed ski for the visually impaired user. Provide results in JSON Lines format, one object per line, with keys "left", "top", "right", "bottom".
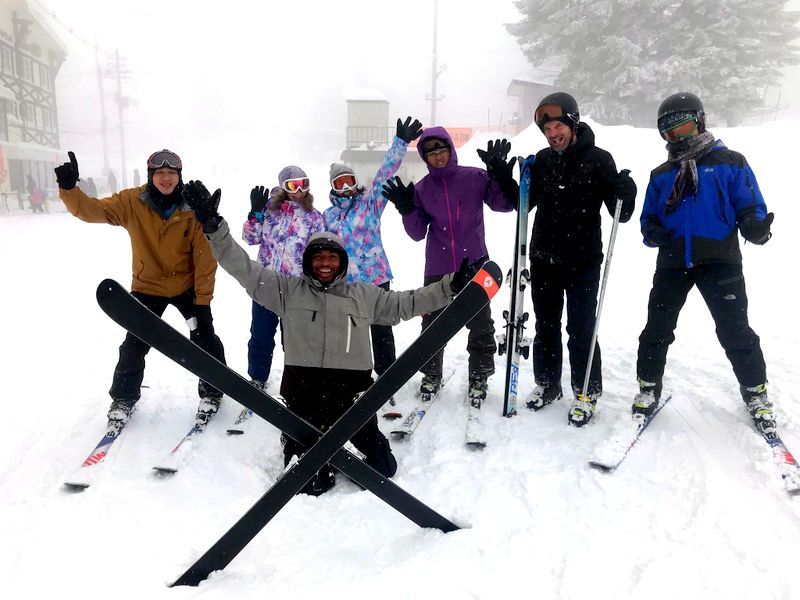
{"left": 96, "top": 262, "right": 502, "bottom": 587}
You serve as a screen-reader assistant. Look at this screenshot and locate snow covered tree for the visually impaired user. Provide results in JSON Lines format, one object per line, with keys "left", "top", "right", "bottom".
{"left": 507, "top": 0, "right": 800, "bottom": 126}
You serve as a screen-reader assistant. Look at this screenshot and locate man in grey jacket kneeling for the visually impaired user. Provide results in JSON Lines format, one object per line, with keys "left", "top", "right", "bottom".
{"left": 182, "top": 180, "right": 476, "bottom": 496}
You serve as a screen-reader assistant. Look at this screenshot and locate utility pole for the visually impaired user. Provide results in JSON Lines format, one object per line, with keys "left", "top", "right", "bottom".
{"left": 111, "top": 49, "right": 129, "bottom": 189}
{"left": 426, "top": 0, "right": 445, "bottom": 124}
{"left": 94, "top": 37, "right": 109, "bottom": 173}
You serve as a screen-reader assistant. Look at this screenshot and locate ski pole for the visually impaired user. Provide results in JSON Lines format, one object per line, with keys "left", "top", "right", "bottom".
{"left": 578, "top": 188, "right": 625, "bottom": 400}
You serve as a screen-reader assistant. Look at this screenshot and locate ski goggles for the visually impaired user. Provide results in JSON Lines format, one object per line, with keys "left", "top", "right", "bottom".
{"left": 534, "top": 104, "right": 577, "bottom": 129}
{"left": 147, "top": 149, "right": 182, "bottom": 170}
{"left": 658, "top": 112, "right": 699, "bottom": 142}
{"left": 422, "top": 141, "right": 449, "bottom": 159}
{"left": 282, "top": 177, "right": 310, "bottom": 193}
{"left": 331, "top": 174, "right": 358, "bottom": 193}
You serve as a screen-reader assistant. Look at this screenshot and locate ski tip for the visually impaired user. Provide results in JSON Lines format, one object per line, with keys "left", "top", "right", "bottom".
{"left": 63, "top": 481, "right": 91, "bottom": 491}
{"left": 382, "top": 412, "right": 403, "bottom": 420}
{"left": 587, "top": 461, "right": 615, "bottom": 473}
{"left": 226, "top": 429, "right": 245, "bottom": 435}
{"left": 390, "top": 431, "right": 409, "bottom": 440}
{"left": 474, "top": 261, "right": 503, "bottom": 294}
{"left": 95, "top": 278, "right": 122, "bottom": 301}
{"left": 152, "top": 466, "right": 178, "bottom": 475}
{"left": 465, "top": 441, "right": 487, "bottom": 451}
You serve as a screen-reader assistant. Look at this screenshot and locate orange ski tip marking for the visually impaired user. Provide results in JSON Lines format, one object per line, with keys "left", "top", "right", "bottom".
{"left": 475, "top": 267, "right": 500, "bottom": 298}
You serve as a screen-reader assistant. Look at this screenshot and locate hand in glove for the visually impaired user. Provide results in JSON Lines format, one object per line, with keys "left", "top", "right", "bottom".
{"left": 182, "top": 180, "right": 223, "bottom": 234}
{"left": 644, "top": 219, "right": 672, "bottom": 247}
{"left": 614, "top": 169, "right": 637, "bottom": 221}
{"left": 739, "top": 212, "right": 774, "bottom": 245}
{"left": 476, "top": 139, "right": 511, "bottom": 168}
{"left": 54, "top": 151, "right": 79, "bottom": 190}
{"left": 250, "top": 185, "right": 269, "bottom": 214}
{"left": 381, "top": 176, "right": 415, "bottom": 216}
{"left": 450, "top": 256, "right": 487, "bottom": 294}
{"left": 396, "top": 116, "right": 423, "bottom": 144}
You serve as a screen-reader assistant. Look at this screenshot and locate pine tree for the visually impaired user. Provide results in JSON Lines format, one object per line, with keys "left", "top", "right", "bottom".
{"left": 507, "top": 0, "right": 800, "bottom": 126}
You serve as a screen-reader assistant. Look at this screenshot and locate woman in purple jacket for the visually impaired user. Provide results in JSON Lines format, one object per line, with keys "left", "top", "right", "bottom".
{"left": 382, "top": 127, "right": 517, "bottom": 403}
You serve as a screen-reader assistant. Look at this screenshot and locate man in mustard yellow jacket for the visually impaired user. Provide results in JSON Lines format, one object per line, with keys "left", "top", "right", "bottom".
{"left": 55, "top": 149, "right": 227, "bottom": 434}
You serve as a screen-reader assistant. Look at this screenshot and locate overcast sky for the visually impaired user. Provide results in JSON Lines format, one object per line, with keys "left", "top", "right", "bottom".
{"left": 42, "top": 0, "right": 800, "bottom": 186}
{"left": 44, "top": 0, "right": 532, "bottom": 184}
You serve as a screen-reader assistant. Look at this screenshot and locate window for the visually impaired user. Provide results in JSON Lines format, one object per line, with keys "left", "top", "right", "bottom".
{"left": 38, "top": 64, "right": 51, "bottom": 90}
{"left": 19, "top": 56, "right": 32, "bottom": 82}
{"left": 0, "top": 45, "right": 12, "bottom": 75}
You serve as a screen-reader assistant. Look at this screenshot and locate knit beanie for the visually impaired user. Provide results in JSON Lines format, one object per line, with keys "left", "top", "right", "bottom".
{"left": 329, "top": 163, "right": 355, "bottom": 184}
{"left": 278, "top": 165, "right": 307, "bottom": 186}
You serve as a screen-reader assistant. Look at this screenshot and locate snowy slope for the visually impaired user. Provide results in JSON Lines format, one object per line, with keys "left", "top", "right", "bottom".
{"left": 2, "top": 121, "right": 799, "bottom": 600}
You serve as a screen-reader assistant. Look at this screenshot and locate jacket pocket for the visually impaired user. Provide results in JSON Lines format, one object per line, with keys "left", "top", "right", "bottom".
{"left": 712, "top": 175, "right": 730, "bottom": 225}
{"left": 344, "top": 312, "right": 369, "bottom": 354}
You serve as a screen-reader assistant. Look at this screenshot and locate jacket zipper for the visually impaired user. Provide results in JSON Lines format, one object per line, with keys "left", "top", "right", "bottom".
{"left": 346, "top": 316, "right": 353, "bottom": 353}
{"left": 443, "top": 178, "right": 457, "bottom": 271}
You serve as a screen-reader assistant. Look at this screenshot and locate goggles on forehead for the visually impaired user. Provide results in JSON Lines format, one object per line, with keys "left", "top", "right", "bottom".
{"left": 331, "top": 174, "right": 358, "bottom": 193}
{"left": 422, "top": 142, "right": 449, "bottom": 158}
{"left": 147, "top": 149, "right": 182, "bottom": 170}
{"left": 282, "top": 178, "right": 310, "bottom": 193}
{"left": 534, "top": 104, "right": 577, "bottom": 129}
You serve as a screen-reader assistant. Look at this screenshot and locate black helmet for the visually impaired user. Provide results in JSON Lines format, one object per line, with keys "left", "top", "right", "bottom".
{"left": 534, "top": 92, "right": 580, "bottom": 131}
{"left": 657, "top": 92, "right": 705, "bottom": 133}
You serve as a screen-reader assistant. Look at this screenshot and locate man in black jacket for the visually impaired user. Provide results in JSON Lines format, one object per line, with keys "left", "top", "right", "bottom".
{"left": 520, "top": 92, "right": 637, "bottom": 426}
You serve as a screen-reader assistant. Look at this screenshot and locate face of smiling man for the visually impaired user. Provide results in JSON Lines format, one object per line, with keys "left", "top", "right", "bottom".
{"left": 542, "top": 120, "right": 575, "bottom": 153}
{"left": 311, "top": 249, "right": 342, "bottom": 284}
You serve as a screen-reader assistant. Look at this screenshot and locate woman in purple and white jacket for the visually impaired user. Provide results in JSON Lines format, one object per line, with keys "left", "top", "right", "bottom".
{"left": 323, "top": 116, "right": 423, "bottom": 379}
{"left": 242, "top": 165, "right": 324, "bottom": 389}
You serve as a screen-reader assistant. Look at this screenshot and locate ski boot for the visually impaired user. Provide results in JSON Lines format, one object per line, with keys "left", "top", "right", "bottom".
{"left": 250, "top": 378, "right": 267, "bottom": 392}
{"left": 420, "top": 373, "right": 442, "bottom": 400}
{"left": 632, "top": 379, "right": 662, "bottom": 418}
{"left": 106, "top": 399, "right": 135, "bottom": 437}
{"left": 740, "top": 383, "right": 776, "bottom": 437}
{"left": 526, "top": 382, "right": 563, "bottom": 411}
{"left": 195, "top": 396, "right": 221, "bottom": 426}
{"left": 568, "top": 390, "right": 600, "bottom": 427}
{"left": 467, "top": 374, "right": 489, "bottom": 409}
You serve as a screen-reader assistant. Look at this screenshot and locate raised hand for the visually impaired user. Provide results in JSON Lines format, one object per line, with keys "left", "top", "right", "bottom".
{"left": 182, "top": 180, "right": 222, "bottom": 233}
{"left": 476, "top": 139, "right": 511, "bottom": 167}
{"left": 54, "top": 151, "right": 79, "bottom": 190}
{"left": 396, "top": 116, "right": 423, "bottom": 144}
{"left": 450, "top": 256, "right": 488, "bottom": 294}
{"left": 381, "top": 176, "right": 415, "bottom": 216}
{"left": 250, "top": 185, "right": 269, "bottom": 214}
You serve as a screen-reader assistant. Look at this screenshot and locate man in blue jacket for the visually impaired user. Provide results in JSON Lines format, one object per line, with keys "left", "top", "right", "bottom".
{"left": 634, "top": 92, "right": 776, "bottom": 437}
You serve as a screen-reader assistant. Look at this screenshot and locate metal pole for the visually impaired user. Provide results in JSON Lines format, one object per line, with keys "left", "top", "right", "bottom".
{"left": 115, "top": 49, "right": 128, "bottom": 189}
{"left": 579, "top": 196, "right": 623, "bottom": 398}
{"left": 95, "top": 38, "right": 109, "bottom": 172}
{"left": 430, "top": 0, "right": 438, "bottom": 124}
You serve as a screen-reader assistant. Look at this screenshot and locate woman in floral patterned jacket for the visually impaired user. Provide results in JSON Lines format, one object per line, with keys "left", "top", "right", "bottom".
{"left": 242, "top": 165, "right": 324, "bottom": 389}
{"left": 323, "top": 116, "right": 422, "bottom": 379}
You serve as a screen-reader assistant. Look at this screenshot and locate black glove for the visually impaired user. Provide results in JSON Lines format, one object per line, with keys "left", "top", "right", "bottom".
{"left": 381, "top": 176, "right": 415, "bottom": 216}
{"left": 614, "top": 169, "right": 637, "bottom": 221}
{"left": 396, "top": 116, "right": 423, "bottom": 144}
{"left": 450, "top": 256, "right": 487, "bottom": 294}
{"left": 739, "top": 212, "right": 774, "bottom": 245}
{"left": 644, "top": 220, "right": 672, "bottom": 247}
{"left": 182, "top": 180, "right": 222, "bottom": 234}
{"left": 250, "top": 185, "right": 269, "bottom": 214}
{"left": 54, "top": 151, "right": 79, "bottom": 190}
{"left": 476, "top": 139, "right": 511, "bottom": 168}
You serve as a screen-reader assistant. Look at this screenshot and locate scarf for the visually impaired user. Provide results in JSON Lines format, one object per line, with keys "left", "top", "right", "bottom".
{"left": 664, "top": 131, "right": 716, "bottom": 214}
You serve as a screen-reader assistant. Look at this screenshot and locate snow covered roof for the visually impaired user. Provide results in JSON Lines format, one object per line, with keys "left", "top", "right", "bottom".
{"left": 343, "top": 88, "right": 388, "bottom": 102}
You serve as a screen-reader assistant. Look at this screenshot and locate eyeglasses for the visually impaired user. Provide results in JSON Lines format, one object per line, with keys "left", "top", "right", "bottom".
{"left": 331, "top": 174, "right": 358, "bottom": 193}
{"left": 147, "top": 149, "right": 182, "bottom": 170}
{"left": 660, "top": 117, "right": 699, "bottom": 143}
{"left": 283, "top": 178, "right": 310, "bottom": 193}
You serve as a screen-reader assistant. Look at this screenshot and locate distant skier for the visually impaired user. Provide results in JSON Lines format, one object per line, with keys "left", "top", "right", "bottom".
{"left": 54, "top": 149, "right": 227, "bottom": 434}
{"left": 509, "top": 91, "right": 636, "bottom": 427}
{"left": 324, "top": 115, "right": 422, "bottom": 383}
{"left": 242, "top": 167, "right": 324, "bottom": 392}
{"left": 181, "top": 179, "right": 480, "bottom": 495}
{"left": 633, "top": 92, "right": 775, "bottom": 436}
{"left": 381, "top": 127, "right": 516, "bottom": 405}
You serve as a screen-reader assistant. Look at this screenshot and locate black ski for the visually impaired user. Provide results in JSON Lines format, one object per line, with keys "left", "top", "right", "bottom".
{"left": 96, "top": 262, "right": 502, "bottom": 587}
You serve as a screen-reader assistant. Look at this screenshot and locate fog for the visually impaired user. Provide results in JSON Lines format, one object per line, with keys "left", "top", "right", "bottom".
{"left": 47, "top": 0, "right": 530, "bottom": 186}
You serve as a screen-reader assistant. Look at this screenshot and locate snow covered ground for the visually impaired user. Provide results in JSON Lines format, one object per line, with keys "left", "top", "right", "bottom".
{"left": 2, "top": 120, "right": 799, "bottom": 599}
